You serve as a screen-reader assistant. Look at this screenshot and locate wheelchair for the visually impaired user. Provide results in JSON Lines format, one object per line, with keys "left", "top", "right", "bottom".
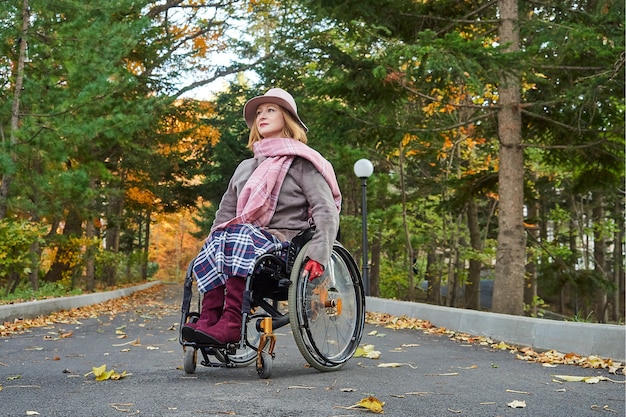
{"left": 179, "top": 229, "right": 365, "bottom": 379}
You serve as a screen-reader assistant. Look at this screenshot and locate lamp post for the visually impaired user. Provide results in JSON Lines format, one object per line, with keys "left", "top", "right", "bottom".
{"left": 353, "top": 158, "right": 374, "bottom": 296}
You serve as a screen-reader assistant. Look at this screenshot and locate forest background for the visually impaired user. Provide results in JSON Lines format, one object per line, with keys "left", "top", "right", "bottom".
{"left": 1, "top": 0, "right": 623, "bottom": 323}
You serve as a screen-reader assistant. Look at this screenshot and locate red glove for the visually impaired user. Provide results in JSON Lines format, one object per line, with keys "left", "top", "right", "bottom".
{"left": 303, "top": 259, "right": 325, "bottom": 281}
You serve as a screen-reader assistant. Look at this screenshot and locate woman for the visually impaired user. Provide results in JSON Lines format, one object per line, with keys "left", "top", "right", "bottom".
{"left": 183, "top": 88, "right": 341, "bottom": 345}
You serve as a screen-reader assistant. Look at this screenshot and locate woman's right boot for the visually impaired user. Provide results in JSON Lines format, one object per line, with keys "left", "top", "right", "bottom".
{"left": 181, "top": 285, "right": 225, "bottom": 342}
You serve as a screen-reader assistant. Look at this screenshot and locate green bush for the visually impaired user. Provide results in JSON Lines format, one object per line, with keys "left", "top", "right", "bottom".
{"left": 0, "top": 219, "right": 46, "bottom": 296}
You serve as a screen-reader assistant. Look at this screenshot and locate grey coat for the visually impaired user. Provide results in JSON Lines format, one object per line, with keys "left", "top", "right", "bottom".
{"left": 212, "top": 156, "right": 340, "bottom": 268}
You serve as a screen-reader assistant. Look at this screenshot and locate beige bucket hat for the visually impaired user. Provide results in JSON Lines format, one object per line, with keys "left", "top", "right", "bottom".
{"left": 243, "top": 88, "right": 308, "bottom": 132}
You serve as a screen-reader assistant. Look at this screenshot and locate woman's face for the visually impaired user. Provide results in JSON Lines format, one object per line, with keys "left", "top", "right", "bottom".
{"left": 256, "top": 103, "right": 285, "bottom": 138}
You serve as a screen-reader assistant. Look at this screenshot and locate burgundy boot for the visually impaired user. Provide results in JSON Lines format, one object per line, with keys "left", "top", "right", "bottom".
{"left": 194, "top": 277, "right": 245, "bottom": 345}
{"left": 182, "top": 285, "right": 225, "bottom": 342}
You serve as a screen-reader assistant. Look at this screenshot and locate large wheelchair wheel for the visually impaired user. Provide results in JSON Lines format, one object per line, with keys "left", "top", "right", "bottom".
{"left": 288, "top": 241, "right": 365, "bottom": 372}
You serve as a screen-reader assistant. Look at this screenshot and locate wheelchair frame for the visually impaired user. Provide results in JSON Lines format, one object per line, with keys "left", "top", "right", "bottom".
{"left": 179, "top": 230, "right": 365, "bottom": 379}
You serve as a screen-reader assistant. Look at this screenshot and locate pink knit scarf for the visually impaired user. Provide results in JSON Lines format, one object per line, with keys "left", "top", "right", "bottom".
{"left": 213, "top": 138, "right": 342, "bottom": 231}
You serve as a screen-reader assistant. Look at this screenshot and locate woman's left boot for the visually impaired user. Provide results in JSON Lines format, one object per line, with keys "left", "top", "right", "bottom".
{"left": 194, "top": 277, "right": 245, "bottom": 345}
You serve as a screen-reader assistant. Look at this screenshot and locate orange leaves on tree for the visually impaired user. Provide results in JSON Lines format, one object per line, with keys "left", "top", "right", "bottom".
{"left": 126, "top": 186, "right": 158, "bottom": 207}
{"left": 149, "top": 210, "right": 201, "bottom": 282}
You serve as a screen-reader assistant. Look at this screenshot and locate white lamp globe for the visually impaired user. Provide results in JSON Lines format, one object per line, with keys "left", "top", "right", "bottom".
{"left": 353, "top": 159, "right": 374, "bottom": 178}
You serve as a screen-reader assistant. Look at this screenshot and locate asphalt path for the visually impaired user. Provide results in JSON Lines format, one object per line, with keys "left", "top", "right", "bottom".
{"left": 1, "top": 283, "right": 624, "bottom": 417}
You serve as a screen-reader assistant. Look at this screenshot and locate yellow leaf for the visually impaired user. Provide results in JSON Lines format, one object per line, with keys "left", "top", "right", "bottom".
{"left": 377, "top": 362, "right": 404, "bottom": 368}
{"left": 96, "top": 369, "right": 115, "bottom": 381}
{"left": 365, "top": 350, "right": 381, "bottom": 359}
{"left": 493, "top": 341, "right": 511, "bottom": 350}
{"left": 354, "top": 396, "right": 385, "bottom": 413}
{"left": 552, "top": 375, "right": 607, "bottom": 383}
{"left": 110, "top": 371, "right": 128, "bottom": 380}
{"left": 92, "top": 364, "right": 107, "bottom": 377}
{"left": 354, "top": 344, "right": 381, "bottom": 359}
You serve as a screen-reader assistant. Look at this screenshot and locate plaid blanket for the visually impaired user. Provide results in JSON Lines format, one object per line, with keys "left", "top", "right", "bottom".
{"left": 193, "top": 223, "right": 289, "bottom": 293}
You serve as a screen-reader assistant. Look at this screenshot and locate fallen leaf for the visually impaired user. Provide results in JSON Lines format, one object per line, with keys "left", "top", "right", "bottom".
{"left": 494, "top": 341, "right": 512, "bottom": 350}
{"left": 506, "top": 389, "right": 531, "bottom": 395}
{"left": 507, "top": 400, "right": 526, "bottom": 408}
{"left": 377, "top": 362, "right": 403, "bottom": 368}
{"left": 405, "top": 392, "right": 433, "bottom": 396}
{"left": 352, "top": 396, "right": 385, "bottom": 413}
{"left": 110, "top": 403, "right": 135, "bottom": 412}
{"left": 86, "top": 364, "right": 129, "bottom": 381}
{"left": 354, "top": 344, "right": 382, "bottom": 359}
{"left": 552, "top": 375, "right": 608, "bottom": 384}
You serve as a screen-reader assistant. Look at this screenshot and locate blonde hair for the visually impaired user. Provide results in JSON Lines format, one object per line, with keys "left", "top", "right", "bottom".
{"left": 247, "top": 106, "right": 308, "bottom": 150}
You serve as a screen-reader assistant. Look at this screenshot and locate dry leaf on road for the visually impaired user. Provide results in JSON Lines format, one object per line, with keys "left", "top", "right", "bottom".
{"left": 507, "top": 400, "right": 527, "bottom": 408}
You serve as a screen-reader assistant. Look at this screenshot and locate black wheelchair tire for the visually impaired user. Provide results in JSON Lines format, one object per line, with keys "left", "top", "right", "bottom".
{"left": 288, "top": 241, "right": 365, "bottom": 372}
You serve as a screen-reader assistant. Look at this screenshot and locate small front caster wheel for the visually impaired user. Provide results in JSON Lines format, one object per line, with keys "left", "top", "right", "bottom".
{"left": 183, "top": 347, "right": 197, "bottom": 374}
{"left": 256, "top": 351, "right": 273, "bottom": 379}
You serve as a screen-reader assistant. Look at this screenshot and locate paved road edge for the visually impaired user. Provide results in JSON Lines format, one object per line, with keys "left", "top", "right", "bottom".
{"left": 1, "top": 285, "right": 623, "bottom": 362}
{"left": 0, "top": 281, "right": 161, "bottom": 324}
{"left": 366, "top": 296, "right": 626, "bottom": 362}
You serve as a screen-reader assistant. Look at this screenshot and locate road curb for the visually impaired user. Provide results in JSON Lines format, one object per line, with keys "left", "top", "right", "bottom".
{"left": 0, "top": 281, "right": 161, "bottom": 324}
{"left": 366, "top": 296, "right": 626, "bottom": 362}
{"left": 2, "top": 285, "right": 623, "bottom": 362}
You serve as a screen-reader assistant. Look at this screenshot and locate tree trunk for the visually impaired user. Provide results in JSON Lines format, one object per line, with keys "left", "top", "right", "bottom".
{"left": 43, "top": 209, "right": 83, "bottom": 283}
{"left": 141, "top": 211, "right": 151, "bottom": 281}
{"left": 103, "top": 189, "right": 124, "bottom": 286}
{"left": 525, "top": 180, "right": 540, "bottom": 316}
{"left": 492, "top": 0, "right": 526, "bottom": 316}
{"left": 592, "top": 193, "right": 607, "bottom": 323}
{"left": 85, "top": 218, "right": 96, "bottom": 292}
{"left": 0, "top": 0, "right": 29, "bottom": 219}
{"left": 466, "top": 200, "right": 482, "bottom": 310}
{"left": 424, "top": 252, "right": 439, "bottom": 304}
{"left": 613, "top": 223, "right": 624, "bottom": 323}
{"left": 398, "top": 141, "right": 415, "bottom": 301}
{"left": 28, "top": 242, "right": 41, "bottom": 292}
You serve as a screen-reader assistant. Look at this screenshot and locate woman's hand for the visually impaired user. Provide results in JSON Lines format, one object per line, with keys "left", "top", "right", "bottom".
{"left": 303, "top": 259, "right": 325, "bottom": 281}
